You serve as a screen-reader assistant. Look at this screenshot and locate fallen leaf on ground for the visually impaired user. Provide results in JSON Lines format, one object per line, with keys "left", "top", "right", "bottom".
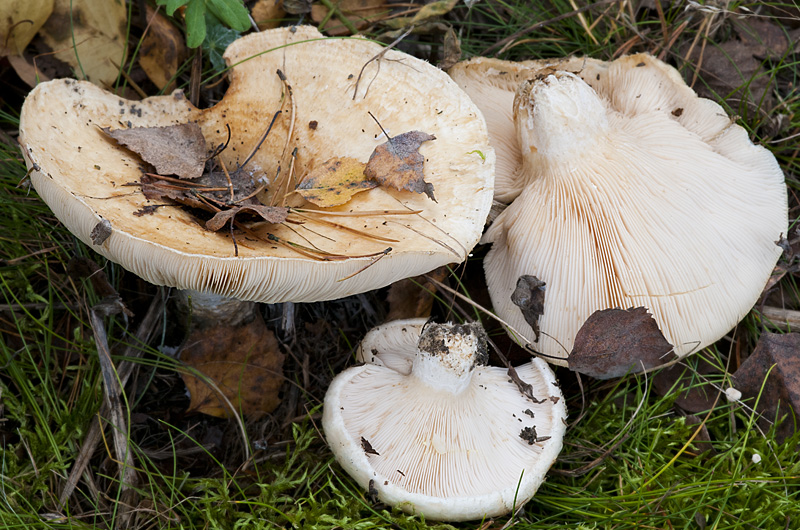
{"left": 311, "top": 0, "right": 388, "bottom": 36}
{"left": 251, "top": 0, "right": 285, "bottom": 30}
{"left": 38, "top": 0, "right": 128, "bottom": 87}
{"left": 569, "top": 307, "right": 675, "bottom": 379}
{"left": 179, "top": 314, "right": 285, "bottom": 419}
{"left": 139, "top": 4, "right": 187, "bottom": 92}
{"left": 0, "top": 0, "right": 54, "bottom": 56}
{"left": 103, "top": 123, "right": 207, "bottom": 180}
{"left": 680, "top": 18, "right": 800, "bottom": 114}
{"left": 511, "top": 275, "right": 546, "bottom": 342}
{"left": 386, "top": 267, "right": 448, "bottom": 321}
{"left": 730, "top": 332, "right": 800, "bottom": 443}
{"left": 295, "top": 156, "right": 376, "bottom": 207}
{"left": 364, "top": 130, "right": 436, "bottom": 201}
{"left": 652, "top": 355, "right": 723, "bottom": 413}
{"left": 439, "top": 26, "right": 461, "bottom": 70}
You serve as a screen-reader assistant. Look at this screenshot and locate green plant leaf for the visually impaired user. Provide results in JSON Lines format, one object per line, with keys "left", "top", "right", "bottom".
{"left": 202, "top": 11, "right": 240, "bottom": 72}
{"left": 184, "top": 0, "right": 207, "bottom": 48}
{"left": 157, "top": 0, "right": 190, "bottom": 16}
{"left": 205, "top": 0, "right": 250, "bottom": 32}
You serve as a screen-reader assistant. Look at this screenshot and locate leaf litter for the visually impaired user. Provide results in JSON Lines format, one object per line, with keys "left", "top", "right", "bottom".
{"left": 102, "top": 80, "right": 437, "bottom": 261}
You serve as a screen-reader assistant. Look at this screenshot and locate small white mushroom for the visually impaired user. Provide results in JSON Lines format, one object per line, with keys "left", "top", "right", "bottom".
{"left": 324, "top": 320, "right": 566, "bottom": 521}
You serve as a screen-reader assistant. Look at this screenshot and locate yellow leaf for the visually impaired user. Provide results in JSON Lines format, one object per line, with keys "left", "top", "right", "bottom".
{"left": 0, "top": 0, "right": 54, "bottom": 56}
{"left": 38, "top": 0, "right": 127, "bottom": 87}
{"left": 296, "top": 156, "right": 377, "bottom": 207}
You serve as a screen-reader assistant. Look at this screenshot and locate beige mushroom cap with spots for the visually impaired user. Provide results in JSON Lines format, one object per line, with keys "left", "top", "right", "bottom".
{"left": 19, "top": 26, "right": 494, "bottom": 303}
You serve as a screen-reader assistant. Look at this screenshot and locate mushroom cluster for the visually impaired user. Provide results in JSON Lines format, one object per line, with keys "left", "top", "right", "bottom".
{"left": 323, "top": 318, "right": 566, "bottom": 521}
{"left": 449, "top": 53, "right": 787, "bottom": 364}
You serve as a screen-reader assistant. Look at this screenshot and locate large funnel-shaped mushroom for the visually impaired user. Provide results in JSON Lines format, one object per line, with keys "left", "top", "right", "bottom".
{"left": 450, "top": 54, "right": 787, "bottom": 364}
{"left": 19, "top": 26, "right": 494, "bottom": 303}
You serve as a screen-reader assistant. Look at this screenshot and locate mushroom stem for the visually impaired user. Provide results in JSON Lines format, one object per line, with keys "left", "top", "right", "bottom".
{"left": 412, "top": 322, "right": 489, "bottom": 395}
{"left": 514, "top": 72, "right": 609, "bottom": 169}
{"left": 172, "top": 289, "right": 257, "bottom": 329}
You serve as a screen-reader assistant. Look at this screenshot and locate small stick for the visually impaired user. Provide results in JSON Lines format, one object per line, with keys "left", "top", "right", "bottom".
{"left": 353, "top": 26, "right": 414, "bottom": 100}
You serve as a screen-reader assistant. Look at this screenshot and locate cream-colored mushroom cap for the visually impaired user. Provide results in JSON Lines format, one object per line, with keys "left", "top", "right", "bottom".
{"left": 455, "top": 53, "right": 787, "bottom": 364}
{"left": 355, "top": 317, "right": 427, "bottom": 374}
{"left": 18, "top": 26, "right": 494, "bottom": 303}
{"left": 324, "top": 320, "right": 566, "bottom": 521}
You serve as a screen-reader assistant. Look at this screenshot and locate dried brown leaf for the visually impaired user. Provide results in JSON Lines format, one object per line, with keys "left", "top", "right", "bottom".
{"left": 295, "top": 156, "right": 376, "bottom": 207}
{"left": 569, "top": 307, "right": 675, "bottom": 379}
{"left": 310, "top": 0, "right": 388, "bottom": 36}
{"left": 386, "top": 267, "right": 448, "bottom": 321}
{"left": 205, "top": 204, "right": 289, "bottom": 231}
{"left": 139, "top": 5, "right": 187, "bottom": 92}
{"left": 364, "top": 130, "right": 436, "bottom": 201}
{"left": 730, "top": 332, "right": 800, "bottom": 443}
{"left": 251, "top": 0, "right": 286, "bottom": 30}
{"left": 511, "top": 275, "right": 546, "bottom": 343}
{"left": 104, "top": 123, "right": 206, "bottom": 179}
{"left": 38, "top": 0, "right": 127, "bottom": 87}
{"left": 0, "top": 0, "right": 54, "bottom": 56}
{"left": 179, "top": 315, "right": 285, "bottom": 419}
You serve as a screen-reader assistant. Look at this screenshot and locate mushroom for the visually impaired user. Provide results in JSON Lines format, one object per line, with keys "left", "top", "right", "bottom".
{"left": 18, "top": 26, "right": 495, "bottom": 307}
{"left": 324, "top": 319, "right": 566, "bottom": 521}
{"left": 449, "top": 53, "right": 787, "bottom": 364}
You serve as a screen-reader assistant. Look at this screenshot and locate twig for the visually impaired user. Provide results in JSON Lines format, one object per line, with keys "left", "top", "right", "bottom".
{"left": 89, "top": 305, "right": 137, "bottom": 530}
{"left": 352, "top": 26, "right": 414, "bottom": 100}
{"left": 59, "top": 291, "right": 165, "bottom": 510}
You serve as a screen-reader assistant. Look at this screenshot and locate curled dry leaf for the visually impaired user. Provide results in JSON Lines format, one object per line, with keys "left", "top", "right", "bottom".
{"left": 179, "top": 314, "right": 285, "bottom": 419}
{"left": 295, "top": 156, "right": 377, "bottom": 207}
{"left": 206, "top": 204, "right": 289, "bottom": 231}
{"left": 103, "top": 124, "right": 207, "bottom": 179}
{"left": 364, "top": 130, "right": 436, "bottom": 201}
{"left": 568, "top": 307, "right": 675, "bottom": 379}
{"left": 511, "top": 275, "right": 545, "bottom": 342}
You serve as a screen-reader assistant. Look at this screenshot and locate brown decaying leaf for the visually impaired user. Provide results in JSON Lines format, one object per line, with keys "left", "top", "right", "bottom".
{"left": 652, "top": 355, "right": 722, "bottom": 413}
{"left": 364, "top": 130, "right": 437, "bottom": 202}
{"left": 139, "top": 4, "right": 187, "bottom": 92}
{"left": 386, "top": 267, "right": 448, "bottom": 321}
{"left": 179, "top": 314, "right": 285, "bottom": 419}
{"left": 251, "top": 0, "right": 286, "bottom": 30}
{"left": 310, "top": 0, "right": 388, "bottom": 36}
{"left": 511, "top": 275, "right": 546, "bottom": 342}
{"left": 730, "top": 332, "right": 800, "bottom": 443}
{"left": 0, "top": 0, "right": 54, "bottom": 56}
{"left": 295, "top": 156, "right": 377, "bottom": 207}
{"left": 439, "top": 26, "right": 461, "bottom": 70}
{"left": 206, "top": 204, "right": 289, "bottom": 231}
{"left": 569, "top": 307, "right": 675, "bottom": 379}
{"left": 38, "top": 0, "right": 127, "bottom": 87}
{"left": 104, "top": 124, "right": 207, "bottom": 180}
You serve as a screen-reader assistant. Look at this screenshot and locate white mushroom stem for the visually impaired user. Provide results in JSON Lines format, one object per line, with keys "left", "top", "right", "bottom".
{"left": 412, "top": 322, "right": 488, "bottom": 394}
{"left": 172, "top": 289, "right": 256, "bottom": 329}
{"left": 515, "top": 72, "right": 609, "bottom": 170}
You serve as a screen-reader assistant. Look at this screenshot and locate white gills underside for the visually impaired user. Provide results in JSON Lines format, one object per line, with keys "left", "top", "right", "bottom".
{"left": 479, "top": 54, "right": 787, "bottom": 364}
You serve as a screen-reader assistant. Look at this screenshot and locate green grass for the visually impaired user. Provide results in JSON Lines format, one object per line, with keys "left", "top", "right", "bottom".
{"left": 1, "top": 0, "right": 799, "bottom": 528}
